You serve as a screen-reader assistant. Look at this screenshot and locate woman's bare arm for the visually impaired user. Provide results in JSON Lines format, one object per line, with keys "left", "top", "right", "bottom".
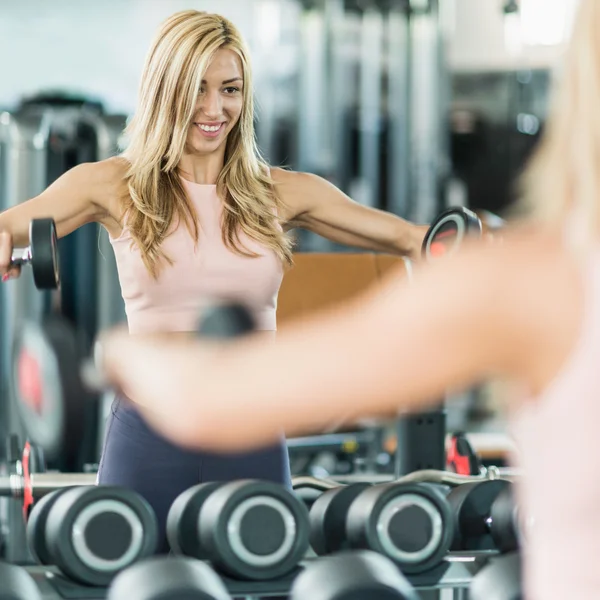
{"left": 273, "top": 169, "right": 427, "bottom": 260}
{"left": 0, "top": 158, "right": 125, "bottom": 277}
{"left": 0, "top": 160, "right": 124, "bottom": 243}
{"left": 100, "top": 230, "right": 583, "bottom": 452}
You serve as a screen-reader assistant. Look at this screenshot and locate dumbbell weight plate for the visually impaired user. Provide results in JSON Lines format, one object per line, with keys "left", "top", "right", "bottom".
{"left": 167, "top": 481, "right": 224, "bottom": 557}
{"left": 197, "top": 303, "right": 256, "bottom": 338}
{"left": 0, "top": 561, "right": 43, "bottom": 600}
{"left": 11, "top": 315, "right": 86, "bottom": 466}
{"left": 26, "top": 487, "right": 73, "bottom": 566}
{"left": 421, "top": 207, "right": 482, "bottom": 260}
{"left": 30, "top": 218, "right": 60, "bottom": 289}
{"left": 446, "top": 479, "right": 511, "bottom": 551}
{"left": 489, "top": 485, "right": 520, "bottom": 553}
{"left": 199, "top": 479, "right": 310, "bottom": 581}
{"left": 309, "top": 483, "right": 372, "bottom": 556}
{"left": 290, "top": 550, "right": 420, "bottom": 600}
{"left": 346, "top": 482, "right": 454, "bottom": 575}
{"left": 45, "top": 485, "right": 158, "bottom": 586}
{"left": 107, "top": 556, "right": 232, "bottom": 600}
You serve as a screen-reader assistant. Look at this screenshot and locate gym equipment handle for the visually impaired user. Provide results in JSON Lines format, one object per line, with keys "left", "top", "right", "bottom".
{"left": 0, "top": 472, "right": 96, "bottom": 499}
{"left": 10, "top": 247, "right": 32, "bottom": 266}
{"left": 291, "top": 467, "right": 522, "bottom": 493}
{"left": 291, "top": 476, "right": 340, "bottom": 491}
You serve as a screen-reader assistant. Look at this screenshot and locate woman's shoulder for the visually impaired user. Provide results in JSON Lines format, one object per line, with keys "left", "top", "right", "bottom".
{"left": 268, "top": 167, "right": 332, "bottom": 222}
{"left": 91, "top": 156, "right": 130, "bottom": 185}
{"left": 75, "top": 156, "right": 129, "bottom": 198}
{"left": 269, "top": 167, "right": 327, "bottom": 197}
{"left": 269, "top": 166, "right": 317, "bottom": 186}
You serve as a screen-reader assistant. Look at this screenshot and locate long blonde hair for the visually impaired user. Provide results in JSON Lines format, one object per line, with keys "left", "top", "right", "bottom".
{"left": 122, "top": 10, "right": 293, "bottom": 277}
{"left": 519, "top": 0, "right": 600, "bottom": 250}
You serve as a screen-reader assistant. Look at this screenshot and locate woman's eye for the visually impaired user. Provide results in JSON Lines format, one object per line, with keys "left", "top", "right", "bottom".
{"left": 224, "top": 87, "right": 240, "bottom": 94}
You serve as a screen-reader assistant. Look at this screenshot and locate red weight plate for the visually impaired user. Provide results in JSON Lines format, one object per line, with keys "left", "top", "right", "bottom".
{"left": 429, "top": 242, "right": 446, "bottom": 258}
{"left": 22, "top": 441, "right": 34, "bottom": 520}
{"left": 11, "top": 316, "right": 86, "bottom": 469}
{"left": 17, "top": 351, "right": 43, "bottom": 414}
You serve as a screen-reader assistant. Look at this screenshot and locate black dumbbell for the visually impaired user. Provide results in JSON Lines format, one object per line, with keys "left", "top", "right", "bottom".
{"left": 27, "top": 485, "right": 158, "bottom": 586}
{"left": 107, "top": 556, "right": 232, "bottom": 600}
{"left": 0, "top": 561, "right": 43, "bottom": 600}
{"left": 25, "top": 485, "right": 98, "bottom": 565}
{"left": 310, "top": 483, "right": 372, "bottom": 555}
{"left": 470, "top": 552, "right": 523, "bottom": 600}
{"left": 446, "top": 479, "right": 519, "bottom": 552}
{"left": 488, "top": 485, "right": 521, "bottom": 553}
{"left": 11, "top": 303, "right": 256, "bottom": 468}
{"left": 422, "top": 206, "right": 505, "bottom": 260}
{"left": 27, "top": 488, "right": 70, "bottom": 567}
{"left": 310, "top": 482, "right": 454, "bottom": 575}
{"left": 422, "top": 207, "right": 482, "bottom": 259}
{"left": 290, "top": 551, "right": 420, "bottom": 600}
{"left": 167, "top": 479, "right": 310, "bottom": 581}
{"left": 166, "top": 481, "right": 222, "bottom": 560}
{"left": 8, "top": 218, "right": 60, "bottom": 289}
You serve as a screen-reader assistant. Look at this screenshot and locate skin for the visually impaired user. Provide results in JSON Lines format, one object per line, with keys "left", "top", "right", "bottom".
{"left": 0, "top": 48, "right": 426, "bottom": 281}
{"left": 99, "top": 227, "right": 584, "bottom": 452}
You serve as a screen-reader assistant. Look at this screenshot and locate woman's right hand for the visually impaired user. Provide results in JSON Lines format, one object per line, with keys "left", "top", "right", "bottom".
{"left": 0, "top": 231, "right": 21, "bottom": 281}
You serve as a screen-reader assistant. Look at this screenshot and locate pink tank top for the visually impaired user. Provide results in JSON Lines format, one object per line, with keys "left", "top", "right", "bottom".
{"left": 509, "top": 251, "right": 600, "bottom": 599}
{"left": 109, "top": 179, "right": 284, "bottom": 333}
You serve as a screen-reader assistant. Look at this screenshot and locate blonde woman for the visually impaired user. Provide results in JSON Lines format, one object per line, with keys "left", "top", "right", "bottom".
{"left": 0, "top": 11, "right": 426, "bottom": 551}
{"left": 99, "top": 1, "right": 600, "bottom": 596}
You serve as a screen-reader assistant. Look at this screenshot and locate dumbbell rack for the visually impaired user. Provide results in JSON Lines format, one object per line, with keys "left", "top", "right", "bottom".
{"left": 23, "top": 554, "right": 487, "bottom": 599}
{"left": 287, "top": 407, "right": 447, "bottom": 476}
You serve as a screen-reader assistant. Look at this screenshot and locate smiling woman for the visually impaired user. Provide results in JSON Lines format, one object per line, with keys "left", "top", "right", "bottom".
{"left": 121, "top": 12, "right": 292, "bottom": 281}
{"left": 0, "top": 8, "right": 427, "bottom": 553}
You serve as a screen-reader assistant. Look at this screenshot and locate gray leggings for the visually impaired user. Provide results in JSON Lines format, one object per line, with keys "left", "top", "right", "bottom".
{"left": 97, "top": 397, "right": 292, "bottom": 554}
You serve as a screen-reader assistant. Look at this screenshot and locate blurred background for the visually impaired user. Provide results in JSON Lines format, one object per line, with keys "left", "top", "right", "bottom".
{"left": 0, "top": 0, "right": 580, "bottom": 515}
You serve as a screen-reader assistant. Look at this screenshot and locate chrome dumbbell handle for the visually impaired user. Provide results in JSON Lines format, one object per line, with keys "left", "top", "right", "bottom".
{"left": 10, "top": 247, "right": 32, "bottom": 266}
{"left": 0, "top": 472, "right": 96, "bottom": 499}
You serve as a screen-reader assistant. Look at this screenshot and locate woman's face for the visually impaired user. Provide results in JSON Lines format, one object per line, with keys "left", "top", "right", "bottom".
{"left": 186, "top": 48, "right": 244, "bottom": 156}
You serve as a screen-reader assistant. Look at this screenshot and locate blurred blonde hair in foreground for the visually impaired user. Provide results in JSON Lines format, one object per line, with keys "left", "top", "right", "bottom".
{"left": 518, "top": 0, "right": 600, "bottom": 253}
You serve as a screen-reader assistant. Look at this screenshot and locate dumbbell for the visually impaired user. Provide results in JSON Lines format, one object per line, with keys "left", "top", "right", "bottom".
{"left": 10, "top": 303, "right": 256, "bottom": 467}
{"left": 422, "top": 206, "right": 504, "bottom": 260}
{"left": 26, "top": 485, "right": 158, "bottom": 586}
{"left": 470, "top": 552, "right": 522, "bottom": 600}
{"left": 8, "top": 218, "right": 60, "bottom": 289}
{"left": 446, "top": 479, "right": 520, "bottom": 552}
{"left": 167, "top": 479, "right": 310, "bottom": 580}
{"left": 310, "top": 482, "right": 454, "bottom": 575}
{"left": 107, "top": 556, "right": 232, "bottom": 600}
{"left": 0, "top": 561, "right": 43, "bottom": 600}
{"left": 290, "top": 551, "right": 420, "bottom": 600}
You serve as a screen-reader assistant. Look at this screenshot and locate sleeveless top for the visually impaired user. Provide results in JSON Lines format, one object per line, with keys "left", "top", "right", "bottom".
{"left": 509, "top": 249, "right": 600, "bottom": 599}
{"left": 109, "top": 178, "right": 284, "bottom": 333}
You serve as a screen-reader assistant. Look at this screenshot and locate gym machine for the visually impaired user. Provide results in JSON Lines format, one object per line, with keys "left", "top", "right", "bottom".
{"left": 0, "top": 108, "right": 55, "bottom": 565}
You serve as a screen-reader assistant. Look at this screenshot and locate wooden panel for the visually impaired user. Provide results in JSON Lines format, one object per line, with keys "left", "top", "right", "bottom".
{"left": 277, "top": 253, "right": 411, "bottom": 325}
